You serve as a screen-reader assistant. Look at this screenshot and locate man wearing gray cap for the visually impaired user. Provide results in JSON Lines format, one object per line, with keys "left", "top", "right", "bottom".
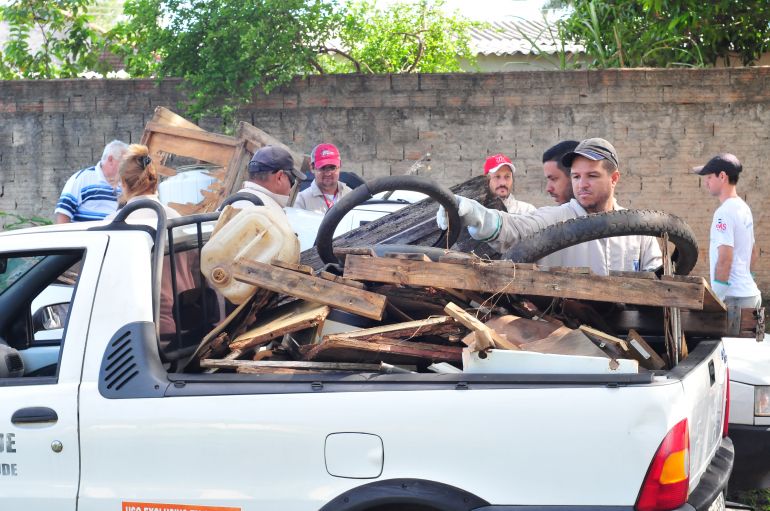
{"left": 234, "top": 145, "right": 306, "bottom": 216}
{"left": 693, "top": 153, "right": 761, "bottom": 329}
{"left": 437, "top": 137, "right": 662, "bottom": 275}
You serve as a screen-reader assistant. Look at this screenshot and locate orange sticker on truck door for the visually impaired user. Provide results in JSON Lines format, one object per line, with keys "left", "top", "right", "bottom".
{"left": 122, "top": 502, "right": 240, "bottom": 511}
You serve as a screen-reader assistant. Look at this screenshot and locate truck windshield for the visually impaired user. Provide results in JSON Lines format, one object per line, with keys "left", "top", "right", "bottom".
{"left": 0, "top": 255, "right": 46, "bottom": 296}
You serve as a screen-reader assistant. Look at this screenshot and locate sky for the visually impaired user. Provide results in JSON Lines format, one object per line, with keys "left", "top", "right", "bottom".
{"left": 374, "top": 0, "right": 553, "bottom": 21}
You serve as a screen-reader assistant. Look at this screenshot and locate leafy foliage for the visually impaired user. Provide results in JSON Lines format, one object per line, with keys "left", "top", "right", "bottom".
{"left": 319, "top": 0, "right": 480, "bottom": 74}
{"left": 113, "top": 0, "right": 342, "bottom": 122}
{"left": 554, "top": 0, "right": 770, "bottom": 68}
{"left": 0, "top": 0, "right": 112, "bottom": 79}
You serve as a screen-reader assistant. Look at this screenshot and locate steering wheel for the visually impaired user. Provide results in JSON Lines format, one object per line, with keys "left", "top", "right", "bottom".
{"left": 504, "top": 209, "right": 699, "bottom": 275}
{"left": 314, "top": 175, "right": 462, "bottom": 266}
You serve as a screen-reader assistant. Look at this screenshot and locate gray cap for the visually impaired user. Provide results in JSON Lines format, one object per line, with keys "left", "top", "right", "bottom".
{"left": 561, "top": 137, "right": 619, "bottom": 169}
{"left": 248, "top": 146, "right": 306, "bottom": 180}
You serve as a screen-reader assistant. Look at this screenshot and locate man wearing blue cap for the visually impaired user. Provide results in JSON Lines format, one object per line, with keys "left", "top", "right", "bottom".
{"left": 234, "top": 145, "right": 306, "bottom": 216}
{"left": 437, "top": 137, "right": 662, "bottom": 275}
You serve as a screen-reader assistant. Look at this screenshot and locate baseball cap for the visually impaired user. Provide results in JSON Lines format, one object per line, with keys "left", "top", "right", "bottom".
{"left": 692, "top": 153, "right": 742, "bottom": 177}
{"left": 248, "top": 145, "right": 306, "bottom": 180}
{"left": 311, "top": 143, "right": 341, "bottom": 169}
{"left": 484, "top": 153, "right": 516, "bottom": 175}
{"left": 561, "top": 137, "right": 619, "bottom": 168}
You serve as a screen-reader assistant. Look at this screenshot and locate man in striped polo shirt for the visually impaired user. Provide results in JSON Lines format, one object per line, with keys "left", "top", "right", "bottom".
{"left": 55, "top": 140, "right": 128, "bottom": 223}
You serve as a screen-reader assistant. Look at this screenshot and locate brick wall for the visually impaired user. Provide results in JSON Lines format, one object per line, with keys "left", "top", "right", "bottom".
{"left": 2, "top": 69, "right": 770, "bottom": 293}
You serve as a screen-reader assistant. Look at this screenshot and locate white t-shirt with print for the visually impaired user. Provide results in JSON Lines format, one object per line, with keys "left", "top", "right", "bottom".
{"left": 709, "top": 197, "right": 760, "bottom": 298}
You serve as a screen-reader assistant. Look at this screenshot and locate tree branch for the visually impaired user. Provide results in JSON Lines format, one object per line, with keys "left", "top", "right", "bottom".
{"left": 317, "top": 45, "right": 373, "bottom": 73}
{"left": 396, "top": 32, "right": 424, "bottom": 73}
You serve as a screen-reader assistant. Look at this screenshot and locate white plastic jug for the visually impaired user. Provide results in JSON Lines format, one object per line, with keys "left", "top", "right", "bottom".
{"left": 201, "top": 207, "right": 300, "bottom": 304}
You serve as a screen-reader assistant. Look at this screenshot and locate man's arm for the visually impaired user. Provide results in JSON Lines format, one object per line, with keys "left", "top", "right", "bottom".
{"left": 55, "top": 213, "right": 72, "bottom": 224}
{"left": 751, "top": 245, "right": 758, "bottom": 274}
{"left": 490, "top": 204, "right": 572, "bottom": 253}
{"left": 714, "top": 244, "right": 734, "bottom": 283}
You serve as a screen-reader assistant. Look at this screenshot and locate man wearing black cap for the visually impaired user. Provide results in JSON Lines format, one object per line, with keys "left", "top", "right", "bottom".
{"left": 693, "top": 153, "right": 760, "bottom": 327}
{"left": 437, "top": 137, "right": 661, "bottom": 275}
{"left": 234, "top": 145, "right": 306, "bottom": 215}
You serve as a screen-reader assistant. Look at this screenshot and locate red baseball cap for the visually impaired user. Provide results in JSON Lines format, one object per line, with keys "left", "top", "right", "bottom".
{"left": 484, "top": 153, "right": 516, "bottom": 175}
{"left": 312, "top": 143, "right": 341, "bottom": 169}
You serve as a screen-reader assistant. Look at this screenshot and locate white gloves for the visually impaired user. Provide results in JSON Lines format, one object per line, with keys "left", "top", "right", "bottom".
{"left": 436, "top": 195, "right": 501, "bottom": 241}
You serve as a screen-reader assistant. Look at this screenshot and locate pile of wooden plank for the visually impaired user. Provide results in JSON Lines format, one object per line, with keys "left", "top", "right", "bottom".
{"left": 191, "top": 248, "right": 750, "bottom": 376}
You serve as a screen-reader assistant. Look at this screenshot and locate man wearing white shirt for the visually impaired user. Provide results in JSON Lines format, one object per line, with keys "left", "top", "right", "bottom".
{"left": 693, "top": 153, "right": 761, "bottom": 332}
{"left": 438, "top": 138, "right": 662, "bottom": 275}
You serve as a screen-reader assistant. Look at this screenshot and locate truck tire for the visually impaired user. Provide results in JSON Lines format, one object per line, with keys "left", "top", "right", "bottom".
{"left": 503, "top": 209, "right": 699, "bottom": 275}
{"left": 315, "top": 175, "right": 461, "bottom": 265}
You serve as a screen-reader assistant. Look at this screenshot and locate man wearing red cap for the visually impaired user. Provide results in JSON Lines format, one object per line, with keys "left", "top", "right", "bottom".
{"left": 296, "top": 143, "right": 353, "bottom": 214}
{"left": 484, "top": 153, "right": 535, "bottom": 214}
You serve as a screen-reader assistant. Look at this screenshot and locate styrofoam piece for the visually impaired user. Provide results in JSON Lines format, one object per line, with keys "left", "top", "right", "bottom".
{"left": 462, "top": 348, "right": 638, "bottom": 374}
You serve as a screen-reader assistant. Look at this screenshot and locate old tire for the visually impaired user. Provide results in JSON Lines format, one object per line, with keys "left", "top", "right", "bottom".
{"left": 315, "top": 175, "right": 461, "bottom": 265}
{"left": 503, "top": 209, "right": 699, "bottom": 275}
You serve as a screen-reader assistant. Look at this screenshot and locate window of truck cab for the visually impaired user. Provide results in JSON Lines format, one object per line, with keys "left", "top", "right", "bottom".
{"left": 0, "top": 251, "right": 84, "bottom": 381}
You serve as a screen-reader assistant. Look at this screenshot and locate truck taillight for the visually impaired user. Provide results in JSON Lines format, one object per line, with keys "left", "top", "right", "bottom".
{"left": 635, "top": 419, "right": 689, "bottom": 511}
{"left": 723, "top": 368, "right": 730, "bottom": 438}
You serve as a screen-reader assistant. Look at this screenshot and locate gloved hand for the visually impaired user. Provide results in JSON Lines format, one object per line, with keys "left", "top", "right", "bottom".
{"left": 436, "top": 195, "right": 501, "bottom": 241}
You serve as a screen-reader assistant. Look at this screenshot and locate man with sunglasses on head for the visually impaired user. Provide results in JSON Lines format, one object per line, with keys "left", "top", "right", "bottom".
{"left": 233, "top": 145, "right": 306, "bottom": 216}
{"left": 295, "top": 143, "right": 353, "bottom": 214}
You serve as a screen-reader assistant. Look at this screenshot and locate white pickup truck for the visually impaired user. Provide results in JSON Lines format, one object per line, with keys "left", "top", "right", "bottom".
{"left": 0, "top": 200, "right": 734, "bottom": 511}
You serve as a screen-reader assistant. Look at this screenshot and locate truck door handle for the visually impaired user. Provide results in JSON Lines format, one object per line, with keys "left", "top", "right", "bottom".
{"left": 11, "top": 407, "right": 58, "bottom": 425}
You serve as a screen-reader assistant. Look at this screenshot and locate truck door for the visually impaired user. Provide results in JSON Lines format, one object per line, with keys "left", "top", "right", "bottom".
{"left": 0, "top": 233, "right": 107, "bottom": 511}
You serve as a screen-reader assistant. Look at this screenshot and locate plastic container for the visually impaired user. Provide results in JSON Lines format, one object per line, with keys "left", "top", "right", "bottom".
{"left": 200, "top": 207, "right": 300, "bottom": 304}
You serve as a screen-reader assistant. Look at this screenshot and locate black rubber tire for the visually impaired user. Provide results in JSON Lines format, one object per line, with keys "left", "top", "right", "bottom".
{"left": 314, "top": 175, "right": 461, "bottom": 265}
{"left": 217, "top": 192, "right": 264, "bottom": 210}
{"left": 503, "top": 209, "right": 699, "bottom": 275}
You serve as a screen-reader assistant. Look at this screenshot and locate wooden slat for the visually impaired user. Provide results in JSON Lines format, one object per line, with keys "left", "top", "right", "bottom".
{"left": 317, "top": 271, "right": 367, "bottom": 290}
{"left": 229, "top": 302, "right": 330, "bottom": 351}
{"left": 627, "top": 329, "right": 666, "bottom": 370}
{"left": 323, "top": 316, "right": 462, "bottom": 343}
{"left": 270, "top": 259, "right": 314, "bottom": 275}
{"left": 304, "top": 337, "right": 462, "bottom": 364}
{"left": 234, "top": 258, "right": 387, "bottom": 320}
{"left": 344, "top": 256, "right": 708, "bottom": 310}
{"left": 445, "top": 302, "right": 519, "bottom": 351}
{"left": 149, "top": 106, "right": 204, "bottom": 132}
{"left": 145, "top": 122, "right": 242, "bottom": 147}
{"left": 201, "top": 359, "right": 382, "bottom": 371}
{"left": 578, "top": 325, "right": 630, "bottom": 352}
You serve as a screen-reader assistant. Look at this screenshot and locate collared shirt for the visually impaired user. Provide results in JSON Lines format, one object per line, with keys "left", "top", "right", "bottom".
{"left": 55, "top": 162, "right": 121, "bottom": 221}
{"left": 502, "top": 194, "right": 536, "bottom": 215}
{"left": 233, "top": 181, "right": 290, "bottom": 218}
{"left": 491, "top": 198, "right": 662, "bottom": 275}
{"left": 295, "top": 180, "right": 353, "bottom": 214}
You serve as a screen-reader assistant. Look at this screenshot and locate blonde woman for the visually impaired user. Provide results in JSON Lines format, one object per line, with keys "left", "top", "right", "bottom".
{"left": 107, "top": 144, "right": 195, "bottom": 338}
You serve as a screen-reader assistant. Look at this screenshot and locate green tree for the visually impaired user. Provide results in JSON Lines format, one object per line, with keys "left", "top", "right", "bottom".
{"left": 113, "top": 0, "right": 343, "bottom": 123}
{"left": 0, "top": 0, "right": 111, "bottom": 79}
{"left": 553, "top": 0, "right": 770, "bottom": 68}
{"left": 318, "top": 0, "right": 480, "bottom": 74}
